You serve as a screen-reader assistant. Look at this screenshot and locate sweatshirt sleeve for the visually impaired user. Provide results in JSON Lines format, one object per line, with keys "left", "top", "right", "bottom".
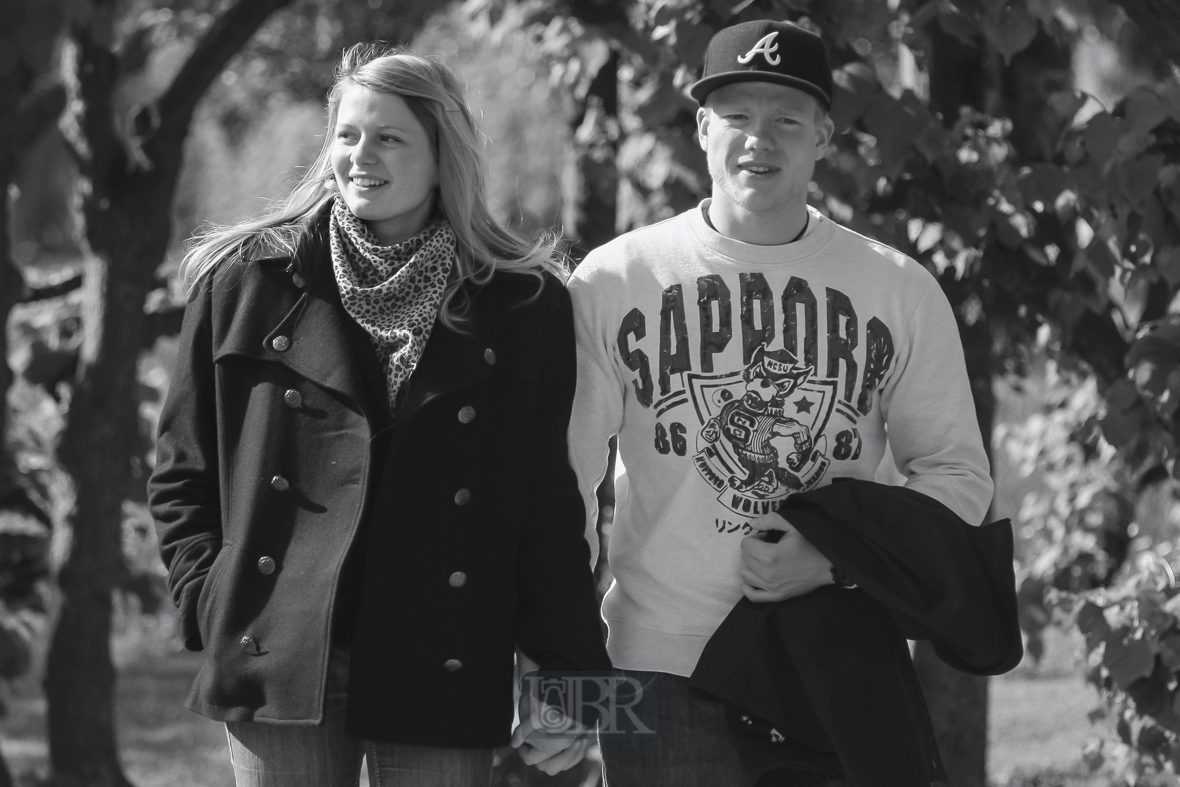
{"left": 567, "top": 256, "right": 627, "bottom": 567}
{"left": 877, "top": 275, "right": 993, "bottom": 525}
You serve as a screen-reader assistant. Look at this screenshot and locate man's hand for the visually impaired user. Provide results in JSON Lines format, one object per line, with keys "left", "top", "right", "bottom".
{"left": 512, "top": 649, "right": 593, "bottom": 775}
{"left": 739, "top": 512, "right": 833, "bottom": 602}
{"left": 511, "top": 718, "right": 592, "bottom": 775}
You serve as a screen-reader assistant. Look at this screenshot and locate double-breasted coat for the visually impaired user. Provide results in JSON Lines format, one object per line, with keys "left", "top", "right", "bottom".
{"left": 149, "top": 215, "right": 610, "bottom": 747}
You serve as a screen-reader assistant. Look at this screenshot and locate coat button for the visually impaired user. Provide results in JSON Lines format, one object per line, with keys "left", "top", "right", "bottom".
{"left": 484, "top": 348, "right": 496, "bottom": 365}
{"left": 258, "top": 556, "right": 276, "bottom": 575}
{"left": 292, "top": 273, "right": 306, "bottom": 289}
{"left": 458, "top": 406, "right": 476, "bottom": 424}
{"left": 283, "top": 389, "right": 303, "bottom": 408}
{"left": 271, "top": 475, "right": 290, "bottom": 492}
{"left": 454, "top": 488, "right": 471, "bottom": 506}
{"left": 271, "top": 335, "right": 290, "bottom": 352}
{"left": 449, "top": 571, "right": 467, "bottom": 588}
{"left": 444, "top": 659, "right": 462, "bottom": 672}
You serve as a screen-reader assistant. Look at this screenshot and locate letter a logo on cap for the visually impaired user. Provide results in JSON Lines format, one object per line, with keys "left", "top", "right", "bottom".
{"left": 737, "top": 32, "right": 781, "bottom": 66}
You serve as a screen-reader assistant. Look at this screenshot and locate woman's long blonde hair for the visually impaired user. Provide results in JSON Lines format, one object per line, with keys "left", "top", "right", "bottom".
{"left": 179, "top": 43, "right": 565, "bottom": 326}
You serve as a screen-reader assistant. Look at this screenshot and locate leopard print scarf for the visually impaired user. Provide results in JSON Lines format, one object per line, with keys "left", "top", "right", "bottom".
{"left": 329, "top": 197, "right": 455, "bottom": 414}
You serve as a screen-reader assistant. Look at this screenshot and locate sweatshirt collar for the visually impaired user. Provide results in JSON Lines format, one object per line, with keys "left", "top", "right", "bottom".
{"left": 688, "top": 200, "right": 833, "bottom": 265}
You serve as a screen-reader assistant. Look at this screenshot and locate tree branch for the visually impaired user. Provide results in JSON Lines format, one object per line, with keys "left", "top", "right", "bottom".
{"left": 155, "top": 0, "right": 295, "bottom": 135}
{"left": 20, "top": 275, "right": 83, "bottom": 304}
{"left": 12, "top": 83, "right": 66, "bottom": 154}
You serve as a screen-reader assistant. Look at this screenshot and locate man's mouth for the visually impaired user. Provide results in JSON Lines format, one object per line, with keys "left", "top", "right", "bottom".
{"left": 738, "top": 163, "right": 778, "bottom": 175}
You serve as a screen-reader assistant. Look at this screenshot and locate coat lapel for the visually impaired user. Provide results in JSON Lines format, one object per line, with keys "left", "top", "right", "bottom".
{"left": 397, "top": 287, "right": 497, "bottom": 421}
{"left": 212, "top": 221, "right": 388, "bottom": 426}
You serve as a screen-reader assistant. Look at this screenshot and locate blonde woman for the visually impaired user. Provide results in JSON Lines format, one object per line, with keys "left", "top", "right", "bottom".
{"left": 149, "top": 44, "right": 609, "bottom": 786}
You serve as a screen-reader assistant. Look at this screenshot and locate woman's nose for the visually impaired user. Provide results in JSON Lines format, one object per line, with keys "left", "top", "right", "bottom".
{"left": 352, "top": 136, "right": 378, "bottom": 164}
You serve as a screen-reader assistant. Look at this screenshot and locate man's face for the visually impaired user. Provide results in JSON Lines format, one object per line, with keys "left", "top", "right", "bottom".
{"left": 696, "top": 82, "right": 833, "bottom": 219}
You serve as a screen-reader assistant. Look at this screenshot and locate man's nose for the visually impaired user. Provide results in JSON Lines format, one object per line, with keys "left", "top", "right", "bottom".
{"left": 744, "top": 120, "right": 775, "bottom": 151}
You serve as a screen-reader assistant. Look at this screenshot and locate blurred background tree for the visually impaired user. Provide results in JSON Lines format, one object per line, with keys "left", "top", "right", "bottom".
{"left": 4, "top": 0, "right": 1180, "bottom": 784}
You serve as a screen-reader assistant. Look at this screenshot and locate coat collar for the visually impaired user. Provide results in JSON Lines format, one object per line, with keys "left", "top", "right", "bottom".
{"left": 212, "top": 213, "right": 498, "bottom": 428}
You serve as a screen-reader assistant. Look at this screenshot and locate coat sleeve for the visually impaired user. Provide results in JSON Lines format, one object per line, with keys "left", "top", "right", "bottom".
{"left": 514, "top": 281, "right": 611, "bottom": 673}
{"left": 148, "top": 279, "right": 223, "bottom": 651}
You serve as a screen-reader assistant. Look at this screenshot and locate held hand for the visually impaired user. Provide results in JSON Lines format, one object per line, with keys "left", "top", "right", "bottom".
{"left": 739, "top": 512, "right": 833, "bottom": 603}
{"left": 512, "top": 649, "right": 592, "bottom": 775}
{"left": 511, "top": 719, "right": 592, "bottom": 775}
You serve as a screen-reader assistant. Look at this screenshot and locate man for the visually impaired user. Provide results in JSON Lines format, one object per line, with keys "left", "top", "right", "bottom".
{"left": 567, "top": 19, "right": 994, "bottom": 786}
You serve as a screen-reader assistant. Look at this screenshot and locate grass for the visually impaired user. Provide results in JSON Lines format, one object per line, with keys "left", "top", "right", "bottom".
{"left": 0, "top": 619, "right": 1121, "bottom": 786}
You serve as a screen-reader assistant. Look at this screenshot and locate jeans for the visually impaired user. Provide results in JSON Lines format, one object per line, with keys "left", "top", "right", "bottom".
{"left": 225, "top": 648, "right": 495, "bottom": 787}
{"left": 599, "top": 672, "right": 835, "bottom": 787}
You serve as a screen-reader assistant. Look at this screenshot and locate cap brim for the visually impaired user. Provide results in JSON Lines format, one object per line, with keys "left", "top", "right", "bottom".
{"left": 689, "top": 72, "right": 831, "bottom": 109}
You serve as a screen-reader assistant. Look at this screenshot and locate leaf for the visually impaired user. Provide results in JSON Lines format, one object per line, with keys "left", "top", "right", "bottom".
{"left": 1104, "top": 635, "right": 1156, "bottom": 690}
{"left": 1018, "top": 164, "right": 1068, "bottom": 209}
{"left": 1082, "top": 739, "right": 1105, "bottom": 771}
{"left": 1077, "top": 601, "right": 1112, "bottom": 651}
{"left": 633, "top": 78, "right": 688, "bottom": 128}
{"left": 1124, "top": 87, "right": 1171, "bottom": 136}
{"left": 1100, "top": 408, "right": 1139, "bottom": 449}
{"left": 1160, "top": 632, "right": 1180, "bottom": 670}
{"left": 1164, "top": 82, "right": 1180, "bottom": 122}
{"left": 1108, "top": 378, "right": 1143, "bottom": 411}
{"left": 864, "top": 94, "right": 927, "bottom": 170}
{"left": 1084, "top": 113, "right": 1124, "bottom": 169}
{"left": 708, "top": 0, "right": 756, "bottom": 19}
{"left": 938, "top": 9, "right": 979, "bottom": 44}
{"left": 672, "top": 22, "right": 713, "bottom": 69}
{"left": 982, "top": 7, "right": 1038, "bottom": 62}
{"left": 1119, "top": 155, "right": 1164, "bottom": 209}
{"left": 1129, "top": 672, "right": 1170, "bottom": 717}
{"left": 831, "top": 63, "right": 877, "bottom": 130}
{"left": 1048, "top": 90, "right": 1088, "bottom": 123}
{"left": 1138, "top": 723, "right": 1169, "bottom": 755}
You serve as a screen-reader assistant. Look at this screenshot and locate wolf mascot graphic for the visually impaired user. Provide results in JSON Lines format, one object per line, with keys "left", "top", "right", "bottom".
{"left": 699, "top": 346, "right": 815, "bottom": 495}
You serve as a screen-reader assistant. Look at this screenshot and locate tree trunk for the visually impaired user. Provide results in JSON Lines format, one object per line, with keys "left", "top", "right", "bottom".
{"left": 918, "top": 11, "right": 1003, "bottom": 784}
{"left": 562, "top": 47, "right": 619, "bottom": 261}
{"left": 45, "top": 0, "right": 293, "bottom": 782}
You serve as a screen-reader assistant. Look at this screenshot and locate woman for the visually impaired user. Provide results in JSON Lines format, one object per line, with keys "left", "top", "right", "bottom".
{"left": 149, "top": 44, "right": 610, "bottom": 786}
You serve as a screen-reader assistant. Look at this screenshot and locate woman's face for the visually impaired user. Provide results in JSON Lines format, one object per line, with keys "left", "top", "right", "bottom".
{"left": 331, "top": 85, "right": 439, "bottom": 245}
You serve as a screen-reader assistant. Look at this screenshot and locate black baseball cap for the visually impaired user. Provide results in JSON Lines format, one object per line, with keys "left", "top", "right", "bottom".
{"left": 689, "top": 20, "right": 832, "bottom": 109}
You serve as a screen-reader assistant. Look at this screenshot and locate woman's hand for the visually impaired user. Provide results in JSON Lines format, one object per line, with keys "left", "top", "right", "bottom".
{"left": 511, "top": 718, "right": 592, "bottom": 775}
{"left": 512, "top": 648, "right": 593, "bottom": 774}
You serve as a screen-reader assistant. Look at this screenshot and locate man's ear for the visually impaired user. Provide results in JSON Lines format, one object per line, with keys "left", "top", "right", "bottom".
{"left": 696, "top": 105, "right": 710, "bottom": 152}
{"left": 814, "top": 112, "right": 835, "bottom": 158}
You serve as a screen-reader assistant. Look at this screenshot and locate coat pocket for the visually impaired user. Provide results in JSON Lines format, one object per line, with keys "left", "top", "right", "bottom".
{"left": 196, "top": 542, "right": 233, "bottom": 642}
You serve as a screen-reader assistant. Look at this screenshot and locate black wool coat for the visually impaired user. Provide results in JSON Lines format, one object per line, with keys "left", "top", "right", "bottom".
{"left": 690, "top": 480, "right": 1023, "bottom": 786}
{"left": 149, "top": 217, "right": 610, "bottom": 746}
